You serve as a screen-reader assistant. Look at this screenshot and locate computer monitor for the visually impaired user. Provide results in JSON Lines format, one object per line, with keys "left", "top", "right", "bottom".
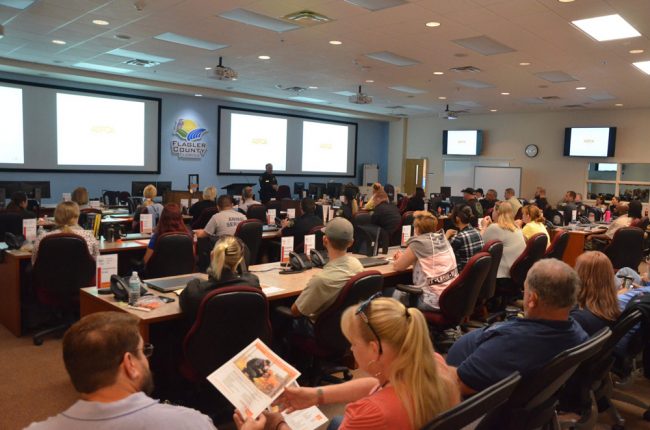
{"left": 450, "top": 196, "right": 465, "bottom": 207}
{"left": 0, "top": 188, "right": 5, "bottom": 209}
{"left": 294, "top": 182, "right": 305, "bottom": 196}
{"left": 131, "top": 181, "right": 150, "bottom": 197}
{"left": 308, "top": 183, "right": 326, "bottom": 199}
{"left": 327, "top": 182, "right": 342, "bottom": 198}
{"left": 440, "top": 186, "right": 451, "bottom": 199}
{"left": 156, "top": 181, "right": 172, "bottom": 197}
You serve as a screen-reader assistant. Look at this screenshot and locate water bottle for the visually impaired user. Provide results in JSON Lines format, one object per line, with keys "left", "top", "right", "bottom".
{"left": 128, "top": 271, "right": 141, "bottom": 306}
{"left": 37, "top": 225, "right": 44, "bottom": 238}
{"left": 604, "top": 210, "right": 611, "bottom": 223}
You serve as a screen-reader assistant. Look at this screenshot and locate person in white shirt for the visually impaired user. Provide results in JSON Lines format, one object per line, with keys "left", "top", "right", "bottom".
{"left": 238, "top": 186, "right": 261, "bottom": 213}
{"left": 198, "top": 195, "right": 247, "bottom": 238}
{"left": 26, "top": 312, "right": 215, "bottom": 430}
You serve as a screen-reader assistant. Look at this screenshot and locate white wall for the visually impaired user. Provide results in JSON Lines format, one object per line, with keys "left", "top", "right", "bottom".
{"left": 388, "top": 108, "right": 650, "bottom": 203}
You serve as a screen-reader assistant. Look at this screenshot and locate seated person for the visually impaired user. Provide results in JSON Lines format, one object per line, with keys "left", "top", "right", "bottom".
{"left": 461, "top": 187, "right": 483, "bottom": 223}
{"left": 180, "top": 236, "right": 260, "bottom": 324}
{"left": 26, "top": 312, "right": 215, "bottom": 429}
{"left": 362, "top": 182, "right": 383, "bottom": 211}
{"left": 393, "top": 211, "right": 458, "bottom": 311}
{"left": 585, "top": 201, "right": 632, "bottom": 249}
{"left": 516, "top": 204, "right": 550, "bottom": 247}
{"left": 245, "top": 297, "right": 460, "bottom": 430}
{"left": 480, "top": 189, "right": 497, "bottom": 213}
{"left": 32, "top": 201, "right": 99, "bottom": 264}
{"left": 628, "top": 199, "right": 644, "bottom": 226}
{"left": 71, "top": 187, "right": 90, "bottom": 210}
{"left": 504, "top": 187, "right": 522, "bottom": 214}
{"left": 608, "top": 196, "right": 620, "bottom": 214}
{"left": 339, "top": 184, "right": 359, "bottom": 221}
{"left": 238, "top": 186, "right": 261, "bottom": 213}
{"left": 446, "top": 258, "right": 588, "bottom": 395}
{"left": 570, "top": 251, "right": 620, "bottom": 335}
{"left": 142, "top": 184, "right": 165, "bottom": 223}
{"left": 531, "top": 186, "right": 549, "bottom": 212}
{"left": 445, "top": 204, "right": 484, "bottom": 272}
{"left": 280, "top": 198, "right": 322, "bottom": 250}
{"left": 197, "top": 195, "right": 247, "bottom": 238}
{"left": 291, "top": 217, "right": 363, "bottom": 322}
{"left": 593, "top": 195, "right": 608, "bottom": 212}
{"left": 5, "top": 191, "right": 36, "bottom": 219}
{"left": 404, "top": 187, "right": 425, "bottom": 212}
{"left": 480, "top": 202, "right": 526, "bottom": 281}
{"left": 612, "top": 267, "right": 650, "bottom": 356}
{"left": 189, "top": 186, "right": 217, "bottom": 221}
{"left": 370, "top": 190, "right": 402, "bottom": 245}
{"left": 143, "top": 203, "right": 193, "bottom": 264}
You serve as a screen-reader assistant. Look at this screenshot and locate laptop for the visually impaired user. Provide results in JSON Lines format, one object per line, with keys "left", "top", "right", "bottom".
{"left": 357, "top": 257, "right": 390, "bottom": 268}
{"left": 263, "top": 224, "right": 279, "bottom": 232}
{"left": 122, "top": 233, "right": 152, "bottom": 241}
{"left": 146, "top": 274, "right": 203, "bottom": 293}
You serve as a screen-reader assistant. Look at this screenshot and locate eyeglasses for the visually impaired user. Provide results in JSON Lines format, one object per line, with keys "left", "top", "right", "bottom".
{"left": 141, "top": 343, "right": 154, "bottom": 358}
{"left": 356, "top": 292, "right": 383, "bottom": 355}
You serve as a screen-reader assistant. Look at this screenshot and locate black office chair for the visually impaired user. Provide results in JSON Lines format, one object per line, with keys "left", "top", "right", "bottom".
{"left": 477, "top": 329, "right": 610, "bottom": 430}
{"left": 603, "top": 226, "right": 644, "bottom": 270}
{"left": 144, "top": 232, "right": 195, "bottom": 278}
{"left": 127, "top": 196, "right": 143, "bottom": 214}
{"left": 471, "top": 240, "right": 503, "bottom": 322}
{"left": 0, "top": 211, "right": 23, "bottom": 237}
{"left": 31, "top": 233, "right": 96, "bottom": 345}
{"left": 102, "top": 190, "right": 120, "bottom": 206}
{"left": 191, "top": 206, "right": 219, "bottom": 230}
{"left": 235, "top": 219, "right": 263, "bottom": 265}
{"left": 421, "top": 372, "right": 521, "bottom": 430}
{"left": 544, "top": 229, "right": 569, "bottom": 260}
{"left": 246, "top": 204, "right": 267, "bottom": 224}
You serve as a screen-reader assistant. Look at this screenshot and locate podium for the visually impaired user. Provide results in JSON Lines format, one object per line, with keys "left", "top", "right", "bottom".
{"left": 222, "top": 183, "right": 255, "bottom": 196}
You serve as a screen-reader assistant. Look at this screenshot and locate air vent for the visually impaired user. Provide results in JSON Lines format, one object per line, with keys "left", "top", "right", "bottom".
{"left": 275, "top": 84, "right": 306, "bottom": 93}
{"left": 123, "top": 58, "right": 160, "bottom": 67}
{"left": 563, "top": 104, "right": 584, "bottom": 108}
{"left": 284, "top": 10, "right": 332, "bottom": 23}
{"left": 449, "top": 65, "right": 482, "bottom": 73}
{"left": 385, "top": 105, "right": 405, "bottom": 109}
{"left": 541, "top": 95, "right": 561, "bottom": 100}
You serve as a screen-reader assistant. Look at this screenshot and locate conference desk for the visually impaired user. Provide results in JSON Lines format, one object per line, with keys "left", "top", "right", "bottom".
{"left": 79, "top": 248, "right": 411, "bottom": 342}
{"left": 550, "top": 228, "right": 593, "bottom": 267}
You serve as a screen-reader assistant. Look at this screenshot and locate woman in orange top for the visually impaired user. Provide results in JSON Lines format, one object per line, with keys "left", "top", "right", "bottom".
{"left": 234, "top": 296, "right": 460, "bottom": 430}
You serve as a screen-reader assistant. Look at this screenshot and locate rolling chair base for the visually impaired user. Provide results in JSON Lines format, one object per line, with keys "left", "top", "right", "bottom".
{"left": 33, "top": 322, "right": 70, "bottom": 346}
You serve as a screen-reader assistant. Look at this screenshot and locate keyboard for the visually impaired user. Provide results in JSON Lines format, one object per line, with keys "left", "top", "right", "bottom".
{"left": 358, "top": 257, "right": 390, "bottom": 268}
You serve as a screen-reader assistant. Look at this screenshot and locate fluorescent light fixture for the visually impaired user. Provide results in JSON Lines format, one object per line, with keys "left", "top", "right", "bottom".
{"left": 490, "top": 109, "right": 498, "bottom": 112}
{"left": 389, "top": 85, "right": 427, "bottom": 94}
{"left": 219, "top": 8, "right": 299, "bottom": 32}
{"left": 519, "top": 62, "right": 531, "bottom": 66}
{"left": 535, "top": 70, "right": 578, "bottom": 83}
{"left": 501, "top": 92, "right": 510, "bottom": 95}
{"left": 290, "top": 96, "right": 327, "bottom": 103}
{"left": 107, "top": 48, "right": 174, "bottom": 63}
{"left": 154, "top": 32, "right": 227, "bottom": 50}
{"left": 334, "top": 91, "right": 356, "bottom": 96}
{"left": 633, "top": 61, "right": 650, "bottom": 75}
{"left": 204, "top": 67, "right": 212, "bottom": 70}
{"left": 438, "top": 96, "right": 447, "bottom": 100}
{"left": 615, "top": 103, "right": 623, "bottom": 107}
{"left": 365, "top": 80, "right": 374, "bottom": 83}
{"left": 52, "top": 39, "right": 66, "bottom": 45}
{"left": 575, "top": 86, "right": 586, "bottom": 90}
{"left": 73, "top": 62, "right": 134, "bottom": 74}
{"left": 92, "top": 19, "right": 109, "bottom": 26}
{"left": 630, "top": 49, "right": 644, "bottom": 54}
{"left": 0, "top": 0, "right": 35, "bottom": 9}
{"left": 258, "top": 55, "right": 270, "bottom": 60}
{"left": 194, "top": 94, "right": 203, "bottom": 97}
{"left": 452, "top": 35, "right": 515, "bottom": 56}
{"left": 572, "top": 14, "right": 641, "bottom": 42}
{"left": 365, "top": 51, "right": 419, "bottom": 66}
{"left": 308, "top": 86, "right": 319, "bottom": 89}
{"left": 455, "top": 79, "right": 495, "bottom": 89}
{"left": 345, "top": 0, "right": 406, "bottom": 11}
{"left": 329, "top": 40, "right": 342, "bottom": 45}
{"left": 425, "top": 21, "right": 440, "bottom": 27}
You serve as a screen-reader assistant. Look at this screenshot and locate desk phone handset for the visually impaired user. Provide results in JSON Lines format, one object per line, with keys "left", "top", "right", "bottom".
{"left": 110, "top": 274, "right": 148, "bottom": 302}
{"left": 310, "top": 249, "right": 329, "bottom": 268}
{"left": 279, "top": 251, "right": 312, "bottom": 274}
{"left": 5, "top": 232, "right": 25, "bottom": 250}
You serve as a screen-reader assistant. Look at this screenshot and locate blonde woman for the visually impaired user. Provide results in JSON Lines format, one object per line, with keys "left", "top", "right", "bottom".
{"left": 189, "top": 186, "right": 218, "bottom": 221}
{"left": 571, "top": 251, "right": 621, "bottom": 335}
{"left": 517, "top": 205, "right": 550, "bottom": 247}
{"left": 235, "top": 296, "right": 460, "bottom": 430}
{"left": 362, "top": 182, "right": 383, "bottom": 210}
{"left": 71, "top": 187, "right": 90, "bottom": 209}
{"left": 392, "top": 211, "right": 458, "bottom": 310}
{"left": 179, "top": 236, "right": 260, "bottom": 323}
{"left": 143, "top": 184, "right": 164, "bottom": 222}
{"left": 31, "top": 201, "right": 99, "bottom": 264}
{"left": 481, "top": 201, "right": 525, "bottom": 279}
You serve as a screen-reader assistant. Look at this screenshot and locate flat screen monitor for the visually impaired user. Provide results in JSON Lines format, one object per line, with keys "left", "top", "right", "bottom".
{"left": 156, "top": 181, "right": 172, "bottom": 197}
{"left": 131, "top": 181, "right": 150, "bottom": 197}
{"left": 326, "top": 182, "right": 342, "bottom": 198}
{"left": 440, "top": 186, "right": 451, "bottom": 199}
{"left": 294, "top": 182, "right": 305, "bottom": 196}
{"left": 443, "top": 130, "right": 483, "bottom": 155}
{"left": 596, "top": 163, "right": 617, "bottom": 171}
{"left": 308, "top": 183, "right": 326, "bottom": 199}
{"left": 564, "top": 127, "right": 616, "bottom": 157}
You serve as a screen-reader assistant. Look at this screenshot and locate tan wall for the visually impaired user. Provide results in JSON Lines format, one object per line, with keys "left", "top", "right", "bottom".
{"left": 389, "top": 108, "right": 650, "bottom": 204}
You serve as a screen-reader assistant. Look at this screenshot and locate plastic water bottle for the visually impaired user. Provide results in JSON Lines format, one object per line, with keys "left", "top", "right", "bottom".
{"left": 128, "top": 271, "right": 141, "bottom": 306}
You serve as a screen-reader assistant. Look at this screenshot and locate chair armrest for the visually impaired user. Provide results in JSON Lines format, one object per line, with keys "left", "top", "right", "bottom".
{"left": 395, "top": 284, "right": 423, "bottom": 296}
{"left": 275, "top": 305, "right": 297, "bottom": 319}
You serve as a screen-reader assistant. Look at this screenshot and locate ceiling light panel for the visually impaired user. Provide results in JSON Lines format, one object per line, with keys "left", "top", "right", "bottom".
{"left": 107, "top": 48, "right": 174, "bottom": 63}
{"left": 73, "top": 62, "right": 134, "bottom": 74}
{"left": 344, "top": 0, "right": 407, "bottom": 11}
{"left": 633, "top": 61, "right": 650, "bottom": 75}
{"left": 365, "top": 51, "right": 420, "bottom": 66}
{"left": 154, "top": 32, "right": 227, "bottom": 50}
{"left": 452, "top": 35, "right": 516, "bottom": 56}
{"left": 572, "top": 14, "right": 641, "bottom": 42}
{"left": 219, "top": 9, "right": 299, "bottom": 32}
{"left": 534, "top": 71, "right": 578, "bottom": 83}
{"left": 455, "top": 79, "right": 495, "bottom": 89}
{"left": 588, "top": 93, "right": 616, "bottom": 101}
{"left": 334, "top": 91, "right": 356, "bottom": 96}
{"left": 389, "top": 86, "right": 427, "bottom": 94}
{"left": 0, "top": 0, "right": 35, "bottom": 9}
{"left": 520, "top": 98, "right": 546, "bottom": 105}
{"left": 290, "top": 96, "right": 327, "bottom": 103}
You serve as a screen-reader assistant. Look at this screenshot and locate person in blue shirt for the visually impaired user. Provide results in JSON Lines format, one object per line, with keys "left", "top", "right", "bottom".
{"left": 446, "top": 258, "right": 588, "bottom": 395}
{"left": 613, "top": 266, "right": 650, "bottom": 356}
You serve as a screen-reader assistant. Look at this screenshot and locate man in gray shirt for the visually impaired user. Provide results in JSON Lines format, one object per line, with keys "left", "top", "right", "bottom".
{"left": 26, "top": 312, "right": 215, "bottom": 430}
{"left": 198, "top": 195, "right": 247, "bottom": 238}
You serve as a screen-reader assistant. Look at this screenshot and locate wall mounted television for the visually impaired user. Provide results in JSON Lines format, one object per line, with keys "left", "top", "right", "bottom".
{"left": 564, "top": 127, "right": 616, "bottom": 157}
{"left": 443, "top": 130, "right": 483, "bottom": 155}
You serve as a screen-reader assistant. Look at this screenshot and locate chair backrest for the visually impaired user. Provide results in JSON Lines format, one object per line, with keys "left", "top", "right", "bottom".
{"left": 235, "top": 219, "right": 263, "bottom": 265}
{"left": 145, "top": 232, "right": 195, "bottom": 278}
{"left": 477, "top": 240, "right": 503, "bottom": 302}
{"left": 276, "top": 185, "right": 291, "bottom": 200}
{"left": 603, "top": 226, "right": 644, "bottom": 270}
{"left": 543, "top": 230, "right": 569, "bottom": 260}
{"left": 118, "top": 191, "right": 131, "bottom": 204}
{"left": 384, "top": 184, "right": 395, "bottom": 202}
{"left": 314, "top": 271, "right": 384, "bottom": 354}
{"left": 514, "top": 206, "right": 523, "bottom": 220}
{"left": 32, "top": 233, "right": 96, "bottom": 305}
{"left": 438, "top": 252, "right": 492, "bottom": 324}
{"left": 353, "top": 211, "right": 372, "bottom": 226}
{"left": 246, "top": 204, "right": 267, "bottom": 223}
{"left": 191, "top": 206, "right": 219, "bottom": 230}
{"left": 101, "top": 190, "right": 119, "bottom": 206}
{"left": 509, "top": 233, "right": 548, "bottom": 289}
{"left": 78, "top": 208, "right": 102, "bottom": 230}
{"left": 0, "top": 211, "right": 23, "bottom": 237}
{"left": 422, "top": 372, "right": 521, "bottom": 430}
{"left": 402, "top": 211, "right": 414, "bottom": 228}
{"left": 302, "top": 225, "right": 325, "bottom": 251}
{"left": 182, "top": 286, "right": 271, "bottom": 381}
{"left": 127, "top": 196, "right": 143, "bottom": 213}
{"left": 478, "top": 328, "right": 610, "bottom": 430}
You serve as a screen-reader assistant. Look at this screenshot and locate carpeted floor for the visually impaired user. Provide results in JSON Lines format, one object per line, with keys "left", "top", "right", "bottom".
{"left": 2, "top": 323, "right": 650, "bottom": 430}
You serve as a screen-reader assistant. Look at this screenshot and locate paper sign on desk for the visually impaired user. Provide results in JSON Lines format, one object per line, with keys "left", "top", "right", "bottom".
{"left": 23, "top": 219, "right": 36, "bottom": 242}
{"left": 322, "top": 205, "right": 330, "bottom": 224}
{"left": 190, "top": 198, "right": 197, "bottom": 206}
{"left": 140, "top": 213, "right": 153, "bottom": 234}
{"left": 281, "top": 236, "right": 294, "bottom": 264}
{"left": 572, "top": 210, "right": 577, "bottom": 221}
{"left": 180, "top": 199, "right": 189, "bottom": 210}
{"left": 302, "top": 190, "right": 307, "bottom": 198}
{"left": 262, "top": 286, "right": 285, "bottom": 296}
{"left": 96, "top": 254, "right": 118, "bottom": 287}
{"left": 328, "top": 207, "right": 336, "bottom": 221}
{"left": 89, "top": 200, "right": 101, "bottom": 209}
{"left": 287, "top": 208, "right": 296, "bottom": 219}
{"left": 62, "top": 193, "right": 71, "bottom": 202}
{"left": 267, "top": 209, "right": 277, "bottom": 225}
{"left": 401, "top": 225, "right": 412, "bottom": 246}
{"left": 303, "top": 234, "right": 315, "bottom": 256}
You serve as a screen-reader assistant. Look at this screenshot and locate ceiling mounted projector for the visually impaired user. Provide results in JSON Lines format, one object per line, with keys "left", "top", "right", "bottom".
{"left": 349, "top": 85, "right": 373, "bottom": 104}
{"left": 213, "top": 56, "right": 238, "bottom": 80}
{"left": 439, "top": 104, "right": 468, "bottom": 120}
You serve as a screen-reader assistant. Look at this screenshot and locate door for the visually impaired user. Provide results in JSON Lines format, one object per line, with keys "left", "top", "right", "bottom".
{"left": 404, "top": 158, "right": 427, "bottom": 195}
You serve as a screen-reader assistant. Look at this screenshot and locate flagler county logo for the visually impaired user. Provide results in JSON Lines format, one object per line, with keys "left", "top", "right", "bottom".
{"left": 171, "top": 119, "right": 208, "bottom": 159}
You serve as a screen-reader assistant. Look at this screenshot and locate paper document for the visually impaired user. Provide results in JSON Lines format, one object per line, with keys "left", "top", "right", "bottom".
{"left": 96, "top": 254, "right": 118, "bottom": 287}
{"left": 207, "top": 338, "right": 300, "bottom": 419}
{"left": 283, "top": 406, "right": 328, "bottom": 430}
{"left": 281, "top": 236, "right": 294, "bottom": 264}
{"left": 303, "top": 234, "right": 315, "bottom": 256}
{"left": 23, "top": 218, "right": 36, "bottom": 242}
{"left": 401, "top": 225, "right": 411, "bottom": 246}
{"left": 287, "top": 208, "right": 296, "bottom": 219}
{"left": 267, "top": 209, "right": 277, "bottom": 225}
{"left": 321, "top": 205, "right": 330, "bottom": 223}
{"left": 262, "top": 286, "right": 284, "bottom": 296}
{"left": 140, "top": 213, "right": 153, "bottom": 234}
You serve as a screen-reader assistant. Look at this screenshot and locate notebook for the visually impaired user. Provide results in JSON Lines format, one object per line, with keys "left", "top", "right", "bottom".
{"left": 146, "top": 274, "right": 203, "bottom": 292}
{"left": 357, "top": 257, "right": 390, "bottom": 268}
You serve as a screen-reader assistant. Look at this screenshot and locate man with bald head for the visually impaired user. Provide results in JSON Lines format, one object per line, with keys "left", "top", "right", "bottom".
{"left": 446, "top": 259, "right": 588, "bottom": 395}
